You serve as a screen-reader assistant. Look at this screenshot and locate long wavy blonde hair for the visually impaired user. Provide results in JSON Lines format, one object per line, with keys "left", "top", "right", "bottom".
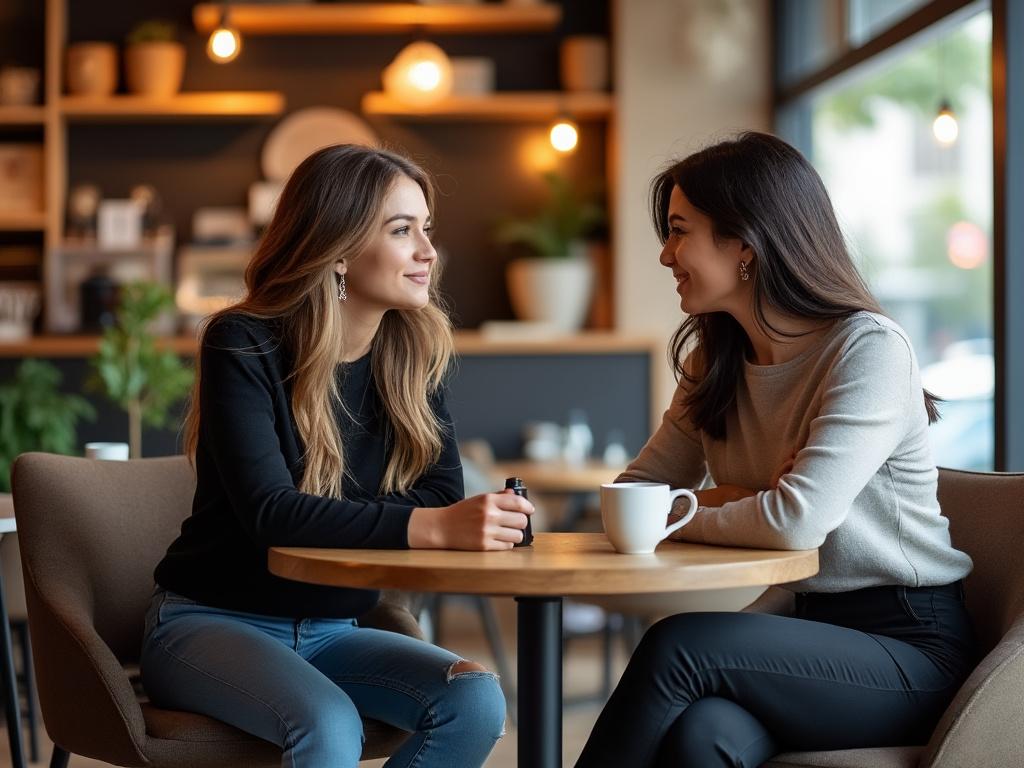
{"left": 183, "top": 144, "right": 455, "bottom": 497}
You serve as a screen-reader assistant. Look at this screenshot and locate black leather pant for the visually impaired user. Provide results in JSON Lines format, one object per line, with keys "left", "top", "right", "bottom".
{"left": 575, "top": 583, "right": 976, "bottom": 768}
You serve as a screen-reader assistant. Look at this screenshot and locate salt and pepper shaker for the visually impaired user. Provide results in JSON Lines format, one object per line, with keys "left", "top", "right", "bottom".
{"left": 505, "top": 477, "right": 534, "bottom": 547}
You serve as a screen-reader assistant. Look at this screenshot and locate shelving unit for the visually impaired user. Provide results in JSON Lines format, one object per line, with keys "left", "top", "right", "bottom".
{"left": 361, "top": 91, "right": 614, "bottom": 121}
{"left": 1, "top": 0, "right": 615, "bottom": 335}
{"left": 0, "top": 212, "right": 47, "bottom": 231}
{"left": 192, "top": 2, "right": 562, "bottom": 35}
{"left": 0, "top": 331, "right": 655, "bottom": 359}
{"left": 1, "top": 0, "right": 287, "bottom": 331}
{"left": 0, "top": 106, "right": 46, "bottom": 125}
{"left": 60, "top": 92, "right": 285, "bottom": 121}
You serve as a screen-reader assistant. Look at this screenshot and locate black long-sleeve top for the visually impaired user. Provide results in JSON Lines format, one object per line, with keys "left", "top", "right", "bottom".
{"left": 154, "top": 313, "right": 465, "bottom": 618}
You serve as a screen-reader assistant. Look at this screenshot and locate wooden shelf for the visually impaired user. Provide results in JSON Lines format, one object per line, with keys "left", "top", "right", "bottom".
{"left": 361, "top": 91, "right": 614, "bottom": 121}
{"left": 0, "top": 212, "right": 47, "bottom": 231}
{"left": 193, "top": 2, "right": 561, "bottom": 35}
{"left": 60, "top": 92, "right": 286, "bottom": 121}
{"left": 454, "top": 331, "right": 656, "bottom": 355}
{"left": 0, "top": 106, "right": 46, "bottom": 125}
{"left": 0, "top": 335, "right": 198, "bottom": 358}
{"left": 0, "top": 331, "right": 657, "bottom": 359}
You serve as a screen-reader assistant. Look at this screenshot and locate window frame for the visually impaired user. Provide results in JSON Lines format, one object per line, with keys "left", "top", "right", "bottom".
{"left": 772, "top": 0, "right": 1023, "bottom": 470}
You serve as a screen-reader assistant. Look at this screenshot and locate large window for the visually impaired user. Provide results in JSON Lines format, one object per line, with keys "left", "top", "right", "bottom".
{"left": 780, "top": 7, "right": 994, "bottom": 470}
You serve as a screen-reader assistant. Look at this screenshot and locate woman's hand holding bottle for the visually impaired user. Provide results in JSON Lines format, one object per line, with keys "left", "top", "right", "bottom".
{"left": 408, "top": 489, "right": 535, "bottom": 550}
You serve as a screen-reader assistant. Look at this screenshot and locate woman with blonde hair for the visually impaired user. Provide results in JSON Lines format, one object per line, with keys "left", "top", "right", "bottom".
{"left": 141, "top": 144, "right": 527, "bottom": 768}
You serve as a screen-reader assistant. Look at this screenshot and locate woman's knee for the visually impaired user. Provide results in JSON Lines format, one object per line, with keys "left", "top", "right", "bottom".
{"left": 443, "top": 660, "right": 507, "bottom": 739}
{"left": 290, "top": 690, "right": 365, "bottom": 764}
{"left": 658, "top": 697, "right": 777, "bottom": 768}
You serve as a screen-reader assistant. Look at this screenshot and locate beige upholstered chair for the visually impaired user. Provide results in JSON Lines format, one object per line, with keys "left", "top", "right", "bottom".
{"left": 765, "top": 468, "right": 1024, "bottom": 768}
{"left": 11, "top": 452, "right": 418, "bottom": 768}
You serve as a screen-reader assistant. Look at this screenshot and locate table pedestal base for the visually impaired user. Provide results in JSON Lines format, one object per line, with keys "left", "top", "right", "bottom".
{"left": 516, "top": 596, "right": 563, "bottom": 768}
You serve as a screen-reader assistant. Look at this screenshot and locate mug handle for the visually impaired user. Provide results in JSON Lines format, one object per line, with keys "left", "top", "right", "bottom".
{"left": 662, "top": 489, "right": 699, "bottom": 540}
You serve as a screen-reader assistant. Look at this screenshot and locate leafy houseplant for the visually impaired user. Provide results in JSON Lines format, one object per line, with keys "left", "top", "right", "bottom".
{"left": 495, "top": 172, "right": 606, "bottom": 331}
{"left": 126, "top": 19, "right": 178, "bottom": 45}
{"left": 0, "top": 360, "right": 95, "bottom": 493}
{"left": 89, "top": 281, "right": 193, "bottom": 459}
{"left": 495, "top": 171, "right": 605, "bottom": 259}
{"left": 124, "top": 19, "right": 185, "bottom": 97}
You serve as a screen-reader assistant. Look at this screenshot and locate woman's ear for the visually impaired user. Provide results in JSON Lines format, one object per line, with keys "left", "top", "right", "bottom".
{"left": 334, "top": 260, "right": 347, "bottom": 277}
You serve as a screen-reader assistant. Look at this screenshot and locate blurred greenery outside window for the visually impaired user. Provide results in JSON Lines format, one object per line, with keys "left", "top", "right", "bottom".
{"left": 780, "top": 5, "right": 994, "bottom": 470}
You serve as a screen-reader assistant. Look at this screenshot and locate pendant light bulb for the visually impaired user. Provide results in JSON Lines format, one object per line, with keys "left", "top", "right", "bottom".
{"left": 932, "top": 100, "right": 959, "bottom": 146}
{"left": 549, "top": 118, "right": 579, "bottom": 153}
{"left": 207, "top": 8, "right": 242, "bottom": 63}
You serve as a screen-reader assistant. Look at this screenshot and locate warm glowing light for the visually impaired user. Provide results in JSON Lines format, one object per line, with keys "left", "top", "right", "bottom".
{"left": 947, "top": 220, "right": 988, "bottom": 270}
{"left": 933, "top": 101, "right": 959, "bottom": 146}
{"left": 408, "top": 61, "right": 442, "bottom": 92}
{"left": 207, "top": 26, "right": 241, "bottom": 63}
{"left": 520, "top": 132, "right": 559, "bottom": 174}
{"left": 549, "top": 119, "right": 579, "bottom": 153}
{"left": 382, "top": 42, "right": 453, "bottom": 106}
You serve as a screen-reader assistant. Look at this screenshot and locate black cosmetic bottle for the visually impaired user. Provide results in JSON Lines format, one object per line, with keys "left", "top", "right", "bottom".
{"left": 505, "top": 477, "right": 534, "bottom": 547}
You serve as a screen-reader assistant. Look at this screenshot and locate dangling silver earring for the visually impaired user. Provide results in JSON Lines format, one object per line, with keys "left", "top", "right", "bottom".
{"left": 337, "top": 274, "right": 348, "bottom": 301}
{"left": 738, "top": 261, "right": 750, "bottom": 282}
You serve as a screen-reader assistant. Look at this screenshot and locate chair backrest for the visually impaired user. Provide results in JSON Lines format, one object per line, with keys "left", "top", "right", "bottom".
{"left": 938, "top": 467, "right": 1024, "bottom": 654}
{"left": 11, "top": 452, "right": 195, "bottom": 764}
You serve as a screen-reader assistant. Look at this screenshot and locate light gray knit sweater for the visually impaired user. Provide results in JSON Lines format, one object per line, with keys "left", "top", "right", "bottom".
{"left": 620, "top": 312, "right": 972, "bottom": 593}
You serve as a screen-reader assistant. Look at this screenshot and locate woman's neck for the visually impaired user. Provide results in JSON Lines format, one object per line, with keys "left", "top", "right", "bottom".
{"left": 730, "top": 302, "right": 835, "bottom": 366}
{"left": 340, "top": 304, "right": 385, "bottom": 363}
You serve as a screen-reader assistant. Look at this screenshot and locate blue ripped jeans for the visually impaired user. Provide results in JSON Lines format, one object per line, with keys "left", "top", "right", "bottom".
{"left": 140, "top": 589, "right": 506, "bottom": 768}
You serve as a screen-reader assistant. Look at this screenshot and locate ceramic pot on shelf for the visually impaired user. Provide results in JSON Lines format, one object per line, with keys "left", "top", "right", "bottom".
{"left": 125, "top": 41, "right": 185, "bottom": 97}
{"left": 505, "top": 242, "right": 595, "bottom": 332}
{"left": 66, "top": 42, "right": 118, "bottom": 97}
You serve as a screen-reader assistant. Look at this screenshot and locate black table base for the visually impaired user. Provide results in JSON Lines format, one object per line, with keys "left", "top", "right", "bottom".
{"left": 516, "top": 596, "right": 563, "bottom": 768}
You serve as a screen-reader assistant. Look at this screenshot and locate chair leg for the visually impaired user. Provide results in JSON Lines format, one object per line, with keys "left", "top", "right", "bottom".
{"left": 473, "top": 596, "right": 516, "bottom": 727}
{"left": 15, "top": 623, "right": 38, "bottom": 763}
{"left": 428, "top": 594, "right": 443, "bottom": 646}
{"left": 49, "top": 745, "right": 70, "bottom": 768}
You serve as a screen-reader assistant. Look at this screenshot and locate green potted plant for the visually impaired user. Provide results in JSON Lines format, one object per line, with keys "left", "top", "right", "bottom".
{"left": 0, "top": 360, "right": 95, "bottom": 493}
{"left": 495, "top": 171, "right": 605, "bottom": 331}
{"left": 89, "top": 281, "right": 193, "bottom": 458}
{"left": 125, "top": 19, "right": 185, "bottom": 97}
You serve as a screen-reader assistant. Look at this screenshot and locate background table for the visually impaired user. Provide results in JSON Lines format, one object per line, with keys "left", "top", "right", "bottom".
{"left": 270, "top": 532, "right": 818, "bottom": 768}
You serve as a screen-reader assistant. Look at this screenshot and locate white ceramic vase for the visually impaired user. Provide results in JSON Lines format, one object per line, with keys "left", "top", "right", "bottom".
{"left": 506, "top": 244, "right": 595, "bottom": 332}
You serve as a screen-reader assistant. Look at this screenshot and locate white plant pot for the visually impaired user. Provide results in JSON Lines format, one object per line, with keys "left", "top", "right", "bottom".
{"left": 506, "top": 247, "right": 595, "bottom": 332}
{"left": 125, "top": 42, "right": 185, "bottom": 97}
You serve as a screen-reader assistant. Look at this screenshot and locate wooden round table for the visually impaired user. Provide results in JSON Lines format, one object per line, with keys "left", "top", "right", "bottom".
{"left": 270, "top": 532, "right": 818, "bottom": 768}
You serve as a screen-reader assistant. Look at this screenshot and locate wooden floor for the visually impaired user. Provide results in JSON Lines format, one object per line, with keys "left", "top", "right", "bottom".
{"left": 0, "top": 597, "right": 630, "bottom": 767}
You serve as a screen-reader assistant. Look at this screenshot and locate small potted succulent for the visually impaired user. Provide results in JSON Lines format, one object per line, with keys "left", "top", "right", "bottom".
{"left": 495, "top": 172, "right": 605, "bottom": 331}
{"left": 124, "top": 19, "right": 185, "bottom": 97}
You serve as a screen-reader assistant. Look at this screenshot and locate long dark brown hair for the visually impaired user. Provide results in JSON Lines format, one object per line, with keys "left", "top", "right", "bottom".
{"left": 651, "top": 131, "right": 940, "bottom": 439}
{"left": 183, "top": 144, "right": 454, "bottom": 496}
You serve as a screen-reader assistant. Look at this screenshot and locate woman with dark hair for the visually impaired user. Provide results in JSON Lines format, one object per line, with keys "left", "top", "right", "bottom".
{"left": 141, "top": 144, "right": 527, "bottom": 768}
{"left": 575, "top": 132, "right": 975, "bottom": 768}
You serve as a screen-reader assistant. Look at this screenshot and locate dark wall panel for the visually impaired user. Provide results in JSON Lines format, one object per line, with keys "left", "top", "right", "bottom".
{"left": 0, "top": 351, "right": 650, "bottom": 464}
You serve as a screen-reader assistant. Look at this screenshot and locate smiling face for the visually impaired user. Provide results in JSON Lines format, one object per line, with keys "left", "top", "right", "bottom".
{"left": 660, "top": 185, "right": 751, "bottom": 316}
{"left": 336, "top": 174, "right": 437, "bottom": 314}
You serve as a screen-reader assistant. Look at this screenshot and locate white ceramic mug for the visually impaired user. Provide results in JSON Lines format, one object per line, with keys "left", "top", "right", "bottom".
{"left": 84, "top": 442, "right": 129, "bottom": 461}
{"left": 601, "top": 482, "right": 698, "bottom": 554}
